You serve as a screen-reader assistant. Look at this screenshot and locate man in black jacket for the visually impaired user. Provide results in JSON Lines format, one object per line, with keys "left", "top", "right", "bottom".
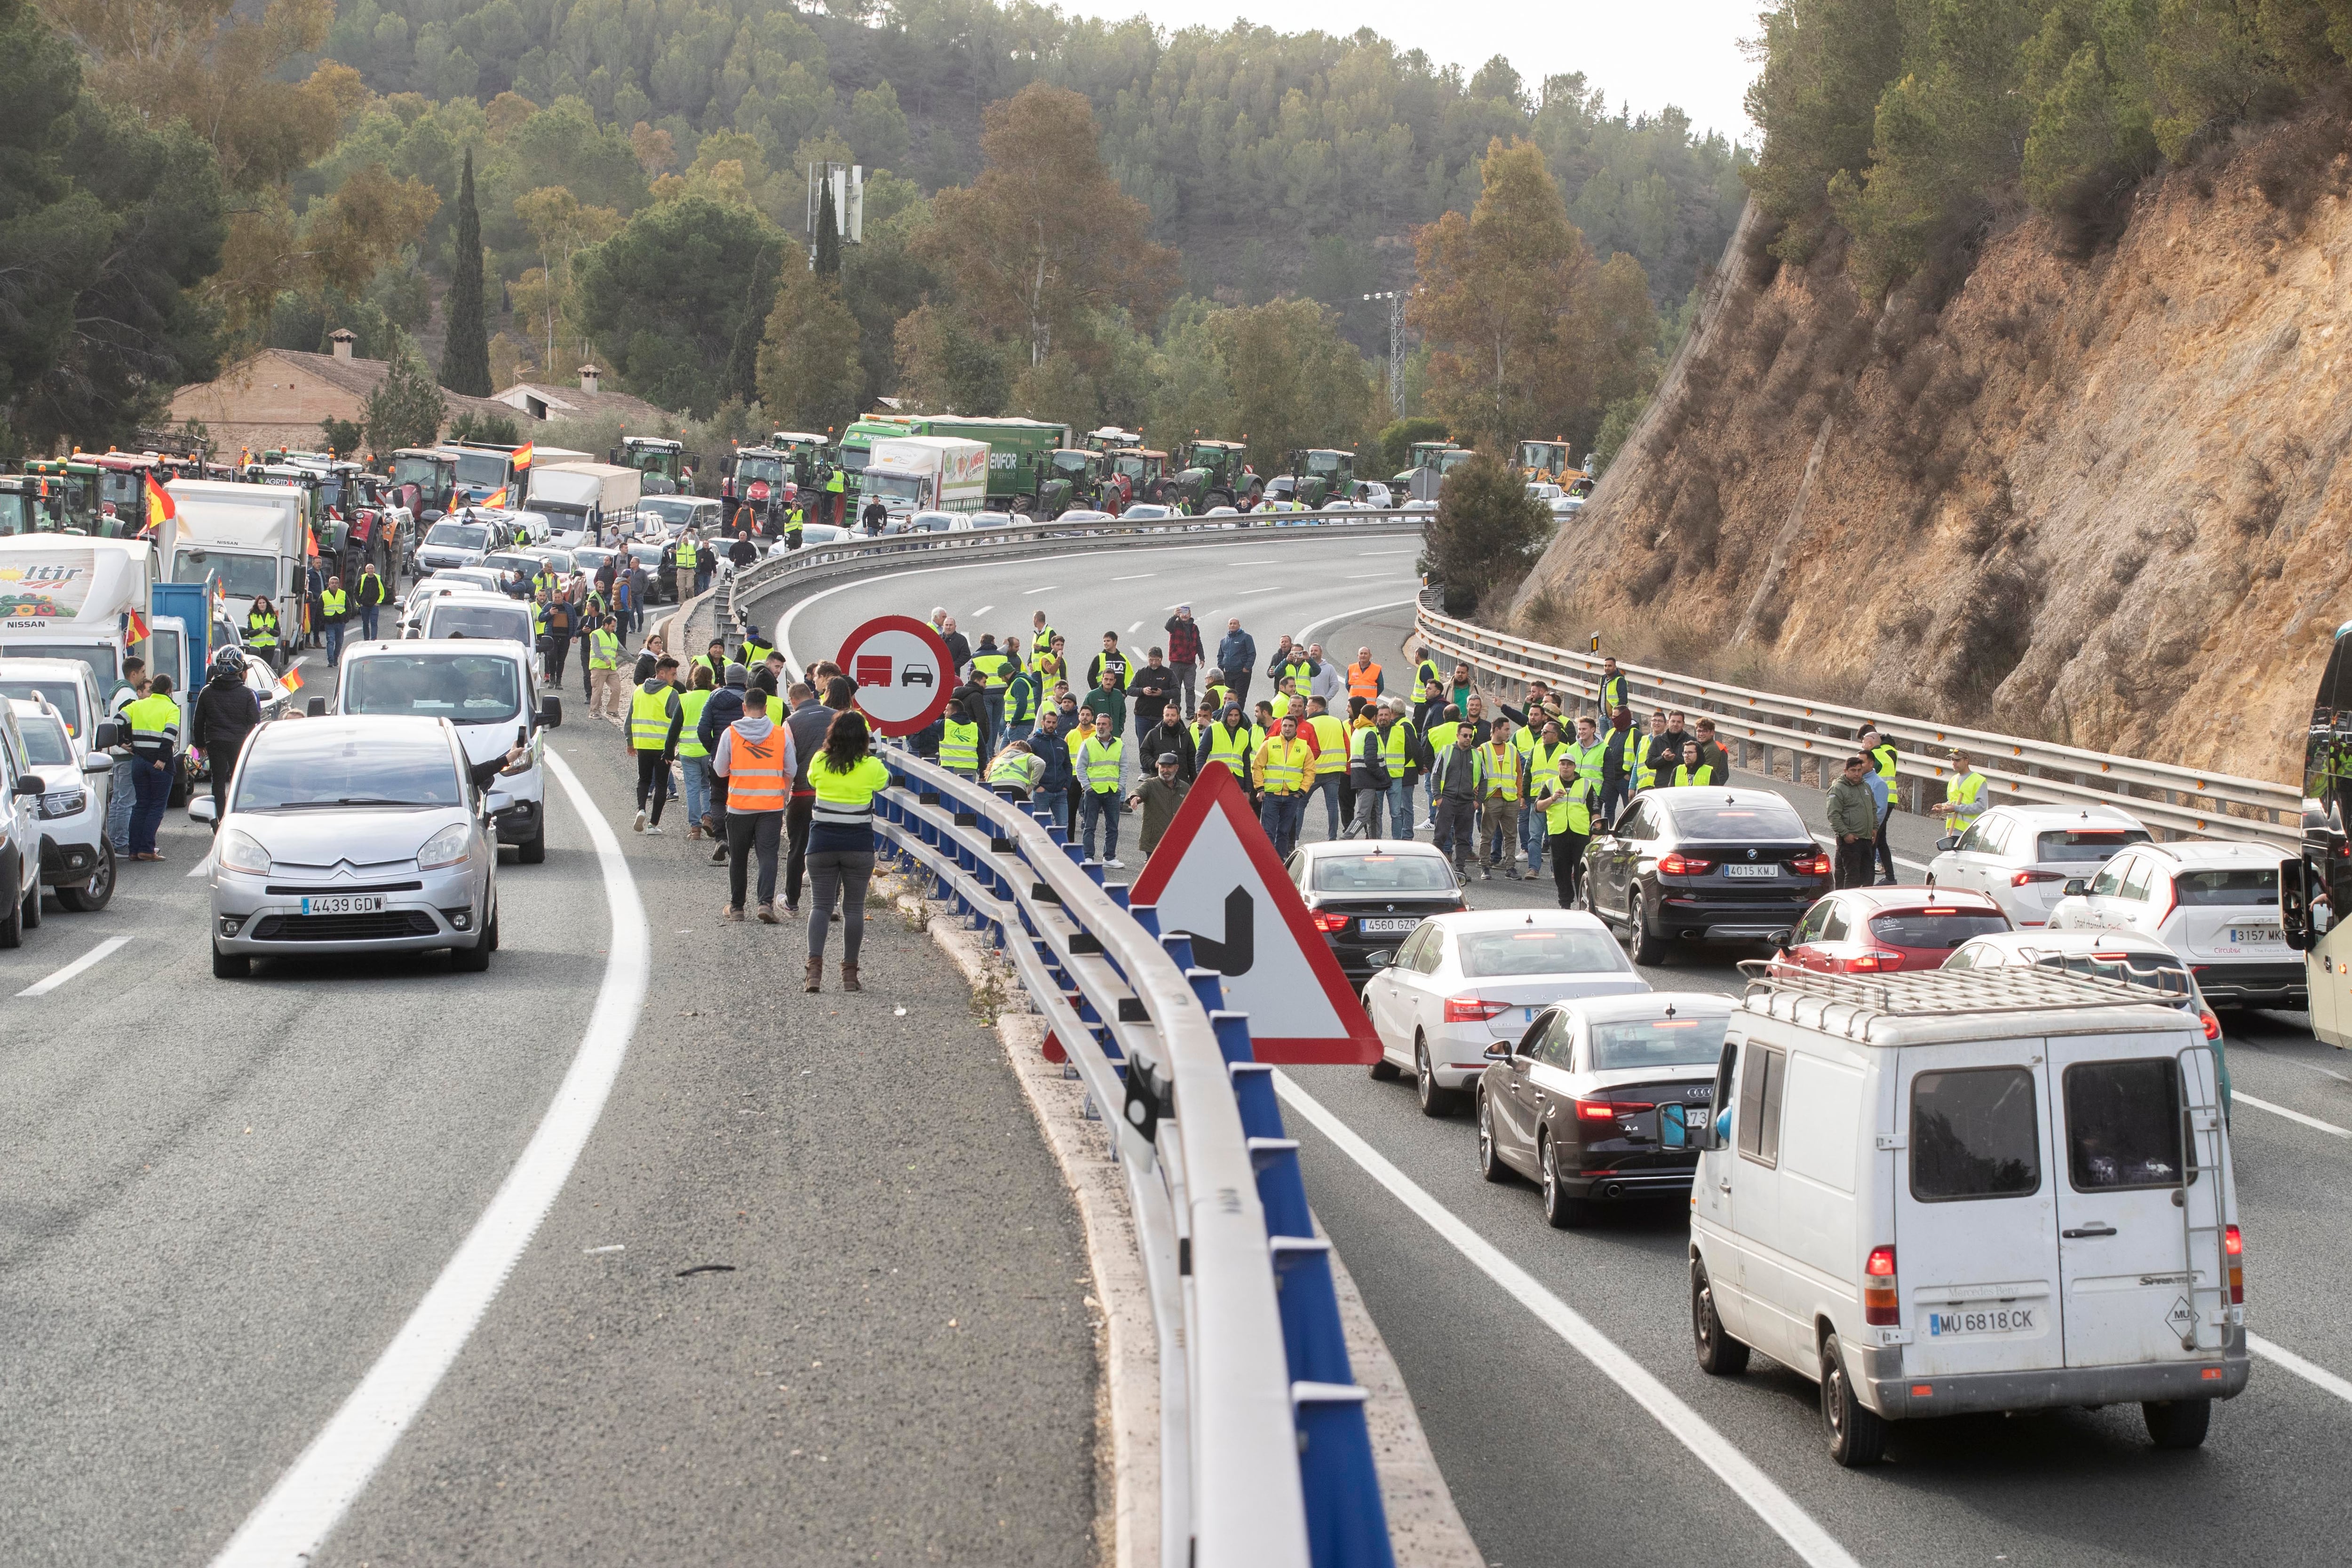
{"left": 1137, "top": 698, "right": 1196, "bottom": 780}
{"left": 697, "top": 662, "right": 748, "bottom": 859}
{"left": 192, "top": 652, "right": 261, "bottom": 826}
{"left": 1127, "top": 647, "right": 1176, "bottom": 734}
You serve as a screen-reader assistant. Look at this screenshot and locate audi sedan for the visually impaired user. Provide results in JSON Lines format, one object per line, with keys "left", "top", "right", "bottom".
{"left": 196, "top": 715, "right": 504, "bottom": 978}
{"left": 1475, "top": 992, "right": 1736, "bottom": 1227}
{"left": 1363, "top": 911, "right": 1649, "bottom": 1116}
{"left": 1578, "top": 787, "right": 1831, "bottom": 962}
{"left": 1287, "top": 840, "right": 1467, "bottom": 983}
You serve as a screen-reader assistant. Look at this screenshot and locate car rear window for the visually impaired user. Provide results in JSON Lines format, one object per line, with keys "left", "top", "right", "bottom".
{"left": 2034, "top": 828, "right": 2150, "bottom": 863}
{"left": 0, "top": 679, "right": 84, "bottom": 736}
{"left": 1668, "top": 805, "right": 1808, "bottom": 841}
{"left": 1589, "top": 1016, "right": 1728, "bottom": 1070}
{"left": 19, "top": 713, "right": 72, "bottom": 765}
{"left": 1869, "top": 910, "right": 2010, "bottom": 948}
{"left": 1911, "top": 1067, "right": 2041, "bottom": 1201}
{"left": 427, "top": 604, "right": 532, "bottom": 644}
{"left": 1311, "top": 854, "right": 1455, "bottom": 893}
{"left": 425, "top": 522, "right": 488, "bottom": 549}
{"left": 1458, "top": 929, "right": 1624, "bottom": 977}
{"left": 2172, "top": 867, "right": 2278, "bottom": 906}
{"left": 2066, "top": 1060, "right": 2190, "bottom": 1189}
{"left": 343, "top": 653, "right": 522, "bottom": 725}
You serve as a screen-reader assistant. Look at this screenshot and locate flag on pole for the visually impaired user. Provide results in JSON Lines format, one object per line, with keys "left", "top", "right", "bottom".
{"left": 511, "top": 442, "right": 533, "bottom": 471}
{"left": 144, "top": 473, "right": 176, "bottom": 535}
{"left": 304, "top": 523, "right": 319, "bottom": 557}
{"left": 276, "top": 665, "right": 305, "bottom": 697}
{"left": 485, "top": 486, "right": 509, "bottom": 508}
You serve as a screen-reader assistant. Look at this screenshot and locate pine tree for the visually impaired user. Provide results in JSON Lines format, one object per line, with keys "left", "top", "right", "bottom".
{"left": 439, "top": 148, "right": 492, "bottom": 396}
{"left": 815, "top": 177, "right": 842, "bottom": 276}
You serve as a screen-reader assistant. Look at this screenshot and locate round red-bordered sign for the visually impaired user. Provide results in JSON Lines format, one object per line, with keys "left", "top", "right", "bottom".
{"left": 836, "top": 614, "right": 954, "bottom": 736}
{"left": 748, "top": 479, "right": 771, "bottom": 501}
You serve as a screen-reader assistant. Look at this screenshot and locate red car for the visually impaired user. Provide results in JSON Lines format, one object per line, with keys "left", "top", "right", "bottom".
{"left": 1770, "top": 887, "right": 2011, "bottom": 974}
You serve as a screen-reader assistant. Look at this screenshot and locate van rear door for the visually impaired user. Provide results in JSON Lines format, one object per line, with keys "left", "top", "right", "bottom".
{"left": 1894, "top": 1041, "right": 2066, "bottom": 1378}
{"left": 2046, "top": 1027, "right": 2227, "bottom": 1367}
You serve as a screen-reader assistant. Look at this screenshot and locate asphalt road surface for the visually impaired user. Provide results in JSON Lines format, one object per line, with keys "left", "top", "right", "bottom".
{"left": 755, "top": 530, "right": 2352, "bottom": 1568}
{"left": 0, "top": 640, "right": 1097, "bottom": 1568}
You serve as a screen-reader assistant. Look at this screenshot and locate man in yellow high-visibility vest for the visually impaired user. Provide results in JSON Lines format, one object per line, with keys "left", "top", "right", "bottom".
{"left": 1944, "top": 748, "right": 1988, "bottom": 837}
{"left": 1252, "top": 714, "right": 1313, "bottom": 856}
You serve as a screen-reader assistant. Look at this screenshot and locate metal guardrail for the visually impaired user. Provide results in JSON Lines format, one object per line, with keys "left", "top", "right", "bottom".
{"left": 871, "top": 752, "right": 1395, "bottom": 1568}
{"left": 1412, "top": 591, "right": 2303, "bottom": 851}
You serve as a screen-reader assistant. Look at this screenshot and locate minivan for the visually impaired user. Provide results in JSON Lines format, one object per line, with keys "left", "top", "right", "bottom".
{"left": 1684, "top": 963, "right": 2245, "bottom": 1465}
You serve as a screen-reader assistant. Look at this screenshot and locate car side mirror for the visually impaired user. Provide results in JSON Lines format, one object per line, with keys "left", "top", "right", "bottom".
{"left": 485, "top": 789, "right": 516, "bottom": 815}
{"left": 11, "top": 776, "right": 40, "bottom": 798}
{"left": 306, "top": 697, "right": 327, "bottom": 717}
{"left": 81, "top": 756, "right": 112, "bottom": 776}
{"left": 1483, "top": 1041, "right": 1510, "bottom": 1061}
{"left": 2062, "top": 879, "right": 2089, "bottom": 898}
{"left": 188, "top": 796, "right": 218, "bottom": 823}
{"left": 1936, "top": 834, "right": 1960, "bottom": 852}
{"left": 93, "top": 719, "right": 123, "bottom": 750}
{"left": 2283, "top": 855, "right": 2320, "bottom": 952}
{"left": 1767, "top": 927, "right": 1793, "bottom": 952}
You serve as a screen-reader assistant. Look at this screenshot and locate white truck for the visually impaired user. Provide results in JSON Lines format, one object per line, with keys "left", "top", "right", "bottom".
{"left": 528, "top": 462, "right": 643, "bottom": 543}
{"left": 0, "top": 538, "right": 165, "bottom": 695}
{"left": 860, "top": 436, "right": 989, "bottom": 522}
{"left": 157, "top": 479, "right": 308, "bottom": 617}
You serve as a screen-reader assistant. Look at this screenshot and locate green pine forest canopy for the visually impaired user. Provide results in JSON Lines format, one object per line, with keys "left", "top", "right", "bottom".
{"left": 1745, "top": 0, "right": 2352, "bottom": 295}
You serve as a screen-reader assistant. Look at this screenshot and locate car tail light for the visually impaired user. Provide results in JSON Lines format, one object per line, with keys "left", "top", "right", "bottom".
{"left": 2201, "top": 1008, "right": 2221, "bottom": 1042}
{"left": 1659, "top": 852, "right": 1714, "bottom": 876}
{"left": 1790, "top": 852, "right": 1830, "bottom": 876}
{"left": 2013, "top": 869, "right": 2064, "bottom": 887}
{"left": 1842, "top": 950, "right": 1903, "bottom": 972}
{"left": 1310, "top": 911, "right": 1350, "bottom": 933}
{"left": 1573, "top": 1096, "right": 1655, "bottom": 1121}
{"left": 2226, "top": 1225, "right": 2244, "bottom": 1304}
{"left": 1443, "top": 996, "right": 1509, "bottom": 1022}
{"left": 1864, "top": 1245, "right": 1899, "bottom": 1325}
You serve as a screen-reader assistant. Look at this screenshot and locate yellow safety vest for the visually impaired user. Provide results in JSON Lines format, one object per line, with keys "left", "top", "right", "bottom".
{"left": 1944, "top": 770, "right": 1987, "bottom": 832}
{"left": 1567, "top": 738, "right": 1604, "bottom": 787}
{"left": 1483, "top": 742, "right": 1521, "bottom": 801}
{"left": 628, "top": 684, "right": 679, "bottom": 751}
{"left": 588, "top": 629, "right": 620, "bottom": 670}
{"left": 677, "top": 689, "right": 715, "bottom": 758}
{"left": 1032, "top": 625, "right": 1058, "bottom": 654}
{"left": 1306, "top": 713, "right": 1347, "bottom": 774}
{"left": 969, "top": 652, "right": 1011, "bottom": 689}
{"left": 675, "top": 537, "right": 699, "bottom": 568}
{"left": 1254, "top": 736, "right": 1311, "bottom": 794}
{"left": 1671, "top": 762, "right": 1717, "bottom": 788}
{"left": 1426, "top": 719, "right": 1461, "bottom": 753}
{"left": 987, "top": 750, "right": 1045, "bottom": 792}
{"left": 321, "top": 589, "right": 347, "bottom": 618}
{"left": 1078, "top": 736, "right": 1123, "bottom": 792}
{"left": 246, "top": 609, "right": 279, "bottom": 649}
{"left": 809, "top": 752, "right": 890, "bottom": 827}
{"left": 125, "top": 691, "right": 179, "bottom": 741}
{"left": 1869, "top": 742, "right": 1898, "bottom": 782}
{"left": 939, "top": 719, "right": 980, "bottom": 774}
{"left": 1206, "top": 722, "right": 1261, "bottom": 770}
{"left": 1637, "top": 734, "right": 1674, "bottom": 788}
{"left": 1534, "top": 775, "right": 1593, "bottom": 837}
{"left": 1380, "top": 721, "right": 1416, "bottom": 773}
{"left": 740, "top": 639, "right": 774, "bottom": 666}
{"left": 1529, "top": 740, "right": 1567, "bottom": 784}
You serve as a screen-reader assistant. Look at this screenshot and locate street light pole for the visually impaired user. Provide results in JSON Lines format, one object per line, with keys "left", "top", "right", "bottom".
{"left": 1362, "top": 290, "right": 1404, "bottom": 418}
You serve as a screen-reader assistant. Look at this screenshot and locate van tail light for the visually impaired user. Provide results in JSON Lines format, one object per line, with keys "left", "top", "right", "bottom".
{"left": 2201, "top": 1008, "right": 2221, "bottom": 1042}
{"left": 2012, "top": 870, "right": 2064, "bottom": 887}
{"left": 1310, "top": 911, "right": 1350, "bottom": 933}
{"left": 2226, "top": 1225, "right": 2244, "bottom": 1305}
{"left": 1573, "top": 1096, "right": 1655, "bottom": 1121}
{"left": 1658, "top": 852, "right": 1714, "bottom": 876}
{"left": 1791, "top": 852, "right": 1831, "bottom": 876}
{"left": 1864, "top": 1244, "right": 1900, "bottom": 1326}
{"left": 1443, "top": 996, "right": 1509, "bottom": 1022}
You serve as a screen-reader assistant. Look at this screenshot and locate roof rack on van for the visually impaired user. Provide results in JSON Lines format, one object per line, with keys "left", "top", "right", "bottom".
{"left": 1737, "top": 962, "right": 2187, "bottom": 1041}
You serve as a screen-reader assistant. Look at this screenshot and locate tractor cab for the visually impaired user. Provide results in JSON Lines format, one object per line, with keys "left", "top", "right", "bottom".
{"left": 17, "top": 458, "right": 105, "bottom": 536}
{"left": 388, "top": 447, "right": 459, "bottom": 523}
{"left": 1174, "top": 439, "right": 1252, "bottom": 512}
{"left": 722, "top": 446, "right": 793, "bottom": 531}
{"left": 1516, "top": 439, "right": 1572, "bottom": 481}
{"left": 1107, "top": 447, "right": 1168, "bottom": 508}
{"left": 1282, "top": 448, "right": 1355, "bottom": 508}
{"left": 612, "top": 435, "right": 692, "bottom": 495}
{"left": 1084, "top": 426, "right": 1144, "bottom": 455}
{"left": 1038, "top": 449, "right": 1105, "bottom": 516}
{"left": 92, "top": 453, "right": 165, "bottom": 533}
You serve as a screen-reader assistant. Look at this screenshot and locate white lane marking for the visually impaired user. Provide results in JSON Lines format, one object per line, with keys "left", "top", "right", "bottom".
{"left": 187, "top": 847, "right": 215, "bottom": 879}
{"left": 1346, "top": 572, "right": 1408, "bottom": 578}
{"left": 1294, "top": 597, "right": 1422, "bottom": 648}
{"left": 2250, "top": 1333, "right": 2352, "bottom": 1406}
{"left": 209, "top": 750, "right": 650, "bottom": 1568}
{"left": 1273, "top": 1071, "right": 1864, "bottom": 1568}
{"left": 1023, "top": 585, "right": 1061, "bottom": 595}
{"left": 1127, "top": 620, "right": 1144, "bottom": 634}
{"left": 1364, "top": 548, "right": 1419, "bottom": 555}
{"left": 1112, "top": 572, "right": 1156, "bottom": 581}
{"left": 15, "top": 934, "right": 133, "bottom": 998}
{"left": 1236, "top": 585, "right": 1287, "bottom": 596}
{"left": 2233, "top": 1092, "right": 2352, "bottom": 1139}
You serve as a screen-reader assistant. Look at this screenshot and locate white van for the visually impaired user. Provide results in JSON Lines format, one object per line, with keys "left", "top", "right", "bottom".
{"left": 412, "top": 591, "right": 543, "bottom": 682}
{"left": 327, "top": 640, "right": 559, "bottom": 862}
{"left": 1684, "top": 964, "right": 2244, "bottom": 1465}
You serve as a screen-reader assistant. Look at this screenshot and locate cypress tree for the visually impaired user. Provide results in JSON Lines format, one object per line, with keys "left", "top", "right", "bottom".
{"left": 815, "top": 178, "right": 841, "bottom": 276}
{"left": 440, "top": 148, "right": 492, "bottom": 396}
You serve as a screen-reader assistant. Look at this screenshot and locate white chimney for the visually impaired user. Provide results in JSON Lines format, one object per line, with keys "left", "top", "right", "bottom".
{"left": 329, "top": 328, "right": 357, "bottom": 360}
{"left": 578, "top": 364, "right": 601, "bottom": 394}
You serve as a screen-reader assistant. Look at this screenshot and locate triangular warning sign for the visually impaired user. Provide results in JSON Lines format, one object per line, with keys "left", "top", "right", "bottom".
{"left": 1128, "top": 761, "right": 1380, "bottom": 1064}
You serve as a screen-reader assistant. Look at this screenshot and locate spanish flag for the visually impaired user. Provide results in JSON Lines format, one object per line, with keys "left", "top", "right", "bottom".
{"left": 144, "top": 473, "right": 176, "bottom": 533}
{"left": 126, "top": 607, "right": 149, "bottom": 644}
{"left": 485, "top": 486, "right": 509, "bottom": 508}
{"left": 276, "top": 665, "right": 305, "bottom": 697}
{"left": 304, "top": 523, "right": 319, "bottom": 558}
{"left": 512, "top": 442, "right": 533, "bottom": 471}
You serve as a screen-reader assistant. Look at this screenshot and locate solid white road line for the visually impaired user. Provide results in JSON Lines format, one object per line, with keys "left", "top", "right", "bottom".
{"left": 1272, "top": 1072, "right": 1864, "bottom": 1568}
{"left": 1112, "top": 572, "right": 1156, "bottom": 580}
{"left": 209, "top": 751, "right": 651, "bottom": 1568}
{"left": 15, "top": 934, "right": 133, "bottom": 998}
{"left": 2249, "top": 1333, "right": 2352, "bottom": 1407}
{"left": 1128, "top": 620, "right": 1144, "bottom": 634}
{"left": 1294, "top": 598, "right": 1422, "bottom": 649}
{"left": 970, "top": 604, "right": 994, "bottom": 617}
{"left": 1236, "top": 585, "right": 1287, "bottom": 595}
{"left": 2233, "top": 1092, "right": 2352, "bottom": 1139}
{"left": 1023, "top": 585, "right": 1061, "bottom": 595}
{"left": 187, "top": 847, "right": 215, "bottom": 878}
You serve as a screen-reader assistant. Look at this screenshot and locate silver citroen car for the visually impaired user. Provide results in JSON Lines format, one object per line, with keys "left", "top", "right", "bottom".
{"left": 196, "top": 715, "right": 504, "bottom": 977}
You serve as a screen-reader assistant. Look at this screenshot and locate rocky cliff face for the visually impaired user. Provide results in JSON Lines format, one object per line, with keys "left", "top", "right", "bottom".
{"left": 1509, "top": 115, "right": 2352, "bottom": 785}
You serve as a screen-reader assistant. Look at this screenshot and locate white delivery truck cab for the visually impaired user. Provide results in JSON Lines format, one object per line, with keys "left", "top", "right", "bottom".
{"left": 861, "top": 436, "right": 989, "bottom": 522}
{"left": 528, "top": 463, "right": 642, "bottom": 543}
{"left": 1685, "top": 964, "right": 2245, "bottom": 1465}
{"left": 158, "top": 479, "right": 307, "bottom": 611}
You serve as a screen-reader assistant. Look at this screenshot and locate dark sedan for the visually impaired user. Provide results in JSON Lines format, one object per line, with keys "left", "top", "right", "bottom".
{"left": 1287, "top": 840, "right": 1468, "bottom": 981}
{"left": 1578, "top": 787, "right": 1831, "bottom": 962}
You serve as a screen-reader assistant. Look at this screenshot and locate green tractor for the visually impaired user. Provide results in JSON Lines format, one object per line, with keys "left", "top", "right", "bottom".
{"left": 610, "top": 435, "right": 699, "bottom": 494}
{"left": 1171, "top": 439, "right": 1255, "bottom": 513}
{"left": 1396, "top": 441, "right": 1474, "bottom": 503}
{"left": 1036, "top": 449, "right": 1109, "bottom": 517}
{"left": 1274, "top": 448, "right": 1356, "bottom": 509}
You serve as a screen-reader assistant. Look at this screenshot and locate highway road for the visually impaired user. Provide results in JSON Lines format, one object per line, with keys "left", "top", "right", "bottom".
{"left": 0, "top": 640, "right": 1098, "bottom": 1567}
{"left": 759, "top": 529, "right": 2352, "bottom": 1568}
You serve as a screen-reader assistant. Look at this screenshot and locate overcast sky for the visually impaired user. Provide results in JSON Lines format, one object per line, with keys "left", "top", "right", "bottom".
{"left": 1054, "top": 0, "right": 1763, "bottom": 144}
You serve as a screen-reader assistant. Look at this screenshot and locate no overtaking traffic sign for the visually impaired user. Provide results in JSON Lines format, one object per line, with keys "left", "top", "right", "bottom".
{"left": 836, "top": 614, "right": 954, "bottom": 736}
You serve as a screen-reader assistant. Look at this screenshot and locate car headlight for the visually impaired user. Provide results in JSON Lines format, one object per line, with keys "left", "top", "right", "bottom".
{"left": 38, "top": 788, "right": 87, "bottom": 819}
{"left": 416, "top": 823, "right": 474, "bottom": 871}
{"left": 218, "top": 828, "right": 271, "bottom": 875}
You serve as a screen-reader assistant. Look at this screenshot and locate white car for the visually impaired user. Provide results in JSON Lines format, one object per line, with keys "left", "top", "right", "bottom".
{"left": 332, "top": 640, "right": 556, "bottom": 862}
{"left": 2044, "top": 838, "right": 2301, "bottom": 1007}
{"left": 413, "top": 515, "right": 499, "bottom": 574}
{"left": 0, "top": 656, "right": 107, "bottom": 752}
{"left": 767, "top": 523, "right": 851, "bottom": 555}
{"left": 1057, "top": 509, "right": 1115, "bottom": 523}
{"left": 411, "top": 594, "right": 544, "bottom": 679}
{"left": 1926, "top": 804, "right": 2150, "bottom": 927}
{"left": 953, "top": 512, "right": 1018, "bottom": 530}
{"left": 8, "top": 695, "right": 115, "bottom": 911}
{"left": 1357, "top": 482, "right": 1394, "bottom": 508}
{"left": 1362, "top": 910, "right": 1650, "bottom": 1116}
{"left": 1120, "top": 503, "right": 1175, "bottom": 520}
{"left": 0, "top": 700, "right": 50, "bottom": 944}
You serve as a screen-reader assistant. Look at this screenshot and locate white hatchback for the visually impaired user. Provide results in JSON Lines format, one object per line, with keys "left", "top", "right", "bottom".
{"left": 1363, "top": 910, "right": 1650, "bottom": 1116}
{"left": 2044, "top": 839, "right": 2301, "bottom": 1007}
{"left": 1926, "top": 805, "right": 2150, "bottom": 927}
